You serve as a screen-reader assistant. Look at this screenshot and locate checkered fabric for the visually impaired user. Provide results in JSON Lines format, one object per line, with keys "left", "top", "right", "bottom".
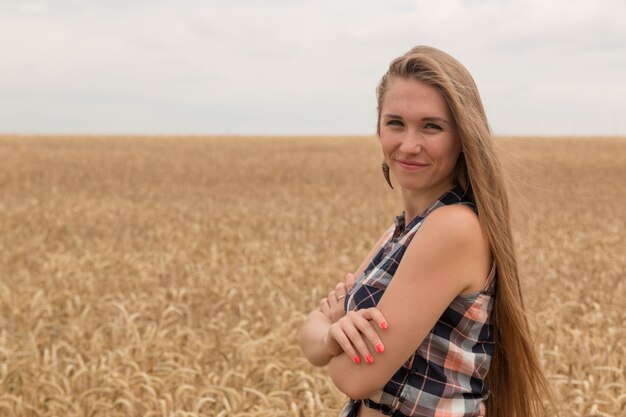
{"left": 339, "top": 185, "right": 496, "bottom": 417}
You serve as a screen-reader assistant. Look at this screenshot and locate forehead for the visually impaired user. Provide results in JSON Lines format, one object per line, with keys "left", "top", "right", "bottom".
{"left": 382, "top": 77, "right": 451, "bottom": 117}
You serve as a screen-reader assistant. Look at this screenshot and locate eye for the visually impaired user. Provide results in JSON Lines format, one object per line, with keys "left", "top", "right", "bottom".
{"left": 385, "top": 119, "right": 404, "bottom": 127}
{"left": 424, "top": 123, "right": 443, "bottom": 131}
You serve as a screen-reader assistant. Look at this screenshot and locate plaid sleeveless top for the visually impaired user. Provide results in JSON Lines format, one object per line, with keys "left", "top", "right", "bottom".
{"left": 339, "top": 186, "right": 496, "bottom": 417}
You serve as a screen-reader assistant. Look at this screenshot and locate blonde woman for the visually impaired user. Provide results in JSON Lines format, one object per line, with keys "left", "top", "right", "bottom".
{"left": 299, "top": 46, "right": 553, "bottom": 417}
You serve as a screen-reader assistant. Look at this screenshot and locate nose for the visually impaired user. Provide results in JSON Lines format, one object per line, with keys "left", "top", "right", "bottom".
{"left": 398, "top": 129, "right": 424, "bottom": 154}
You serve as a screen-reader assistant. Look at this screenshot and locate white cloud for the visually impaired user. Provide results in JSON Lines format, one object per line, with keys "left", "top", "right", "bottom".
{"left": 0, "top": 0, "right": 624, "bottom": 135}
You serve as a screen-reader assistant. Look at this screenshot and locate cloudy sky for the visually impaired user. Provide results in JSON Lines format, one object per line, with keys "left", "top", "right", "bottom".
{"left": 1, "top": 0, "right": 625, "bottom": 136}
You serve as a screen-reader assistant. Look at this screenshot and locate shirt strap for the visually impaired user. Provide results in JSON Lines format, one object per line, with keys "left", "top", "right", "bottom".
{"left": 480, "top": 260, "right": 497, "bottom": 294}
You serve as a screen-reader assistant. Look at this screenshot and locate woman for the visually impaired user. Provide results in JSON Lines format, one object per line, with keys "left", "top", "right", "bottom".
{"left": 298, "top": 46, "right": 553, "bottom": 417}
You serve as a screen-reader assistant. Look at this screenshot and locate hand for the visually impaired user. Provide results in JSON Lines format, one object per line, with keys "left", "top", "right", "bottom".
{"left": 320, "top": 272, "right": 357, "bottom": 324}
{"left": 344, "top": 272, "right": 356, "bottom": 289}
{"left": 325, "top": 307, "right": 388, "bottom": 364}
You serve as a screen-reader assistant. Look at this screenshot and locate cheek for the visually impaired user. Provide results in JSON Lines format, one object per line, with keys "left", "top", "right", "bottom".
{"left": 444, "top": 140, "right": 461, "bottom": 156}
{"left": 379, "top": 134, "right": 396, "bottom": 156}
{"left": 430, "top": 143, "right": 460, "bottom": 168}
{"left": 441, "top": 136, "right": 462, "bottom": 160}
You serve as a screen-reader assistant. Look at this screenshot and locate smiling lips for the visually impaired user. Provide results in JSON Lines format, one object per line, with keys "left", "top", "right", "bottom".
{"left": 395, "top": 158, "right": 428, "bottom": 170}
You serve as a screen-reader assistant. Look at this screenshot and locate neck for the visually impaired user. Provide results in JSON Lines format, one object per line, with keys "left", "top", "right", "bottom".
{"left": 400, "top": 181, "right": 455, "bottom": 224}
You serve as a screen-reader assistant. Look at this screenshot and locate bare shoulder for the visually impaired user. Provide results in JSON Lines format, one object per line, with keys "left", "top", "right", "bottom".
{"left": 412, "top": 203, "right": 491, "bottom": 294}
{"left": 421, "top": 203, "right": 485, "bottom": 241}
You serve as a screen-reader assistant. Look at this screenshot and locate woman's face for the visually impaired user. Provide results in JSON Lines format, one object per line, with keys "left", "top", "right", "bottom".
{"left": 379, "top": 77, "right": 462, "bottom": 195}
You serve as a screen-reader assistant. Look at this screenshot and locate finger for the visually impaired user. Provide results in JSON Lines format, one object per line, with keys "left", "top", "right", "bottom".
{"left": 328, "top": 323, "right": 362, "bottom": 364}
{"left": 341, "top": 314, "right": 375, "bottom": 364}
{"left": 353, "top": 312, "right": 385, "bottom": 355}
{"left": 327, "top": 291, "right": 337, "bottom": 309}
{"left": 345, "top": 272, "right": 356, "bottom": 289}
{"left": 320, "top": 298, "right": 331, "bottom": 315}
{"left": 362, "top": 307, "right": 388, "bottom": 330}
{"left": 334, "top": 282, "right": 347, "bottom": 300}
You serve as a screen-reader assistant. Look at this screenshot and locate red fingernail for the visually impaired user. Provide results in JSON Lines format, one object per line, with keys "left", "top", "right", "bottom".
{"left": 353, "top": 355, "right": 361, "bottom": 364}
{"left": 366, "top": 354, "right": 374, "bottom": 364}
{"left": 380, "top": 321, "right": 388, "bottom": 330}
{"left": 376, "top": 343, "right": 384, "bottom": 353}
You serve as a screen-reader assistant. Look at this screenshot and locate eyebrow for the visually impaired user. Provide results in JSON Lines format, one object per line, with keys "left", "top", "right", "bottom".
{"left": 382, "top": 114, "right": 451, "bottom": 126}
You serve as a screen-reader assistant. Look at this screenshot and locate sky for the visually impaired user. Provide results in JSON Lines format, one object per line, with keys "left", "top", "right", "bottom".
{"left": 1, "top": 0, "right": 625, "bottom": 136}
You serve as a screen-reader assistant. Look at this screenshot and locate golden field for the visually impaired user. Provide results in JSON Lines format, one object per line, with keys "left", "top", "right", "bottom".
{"left": 0, "top": 135, "right": 624, "bottom": 417}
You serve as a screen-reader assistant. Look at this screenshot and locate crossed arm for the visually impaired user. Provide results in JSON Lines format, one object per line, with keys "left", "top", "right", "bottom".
{"left": 299, "top": 205, "right": 492, "bottom": 399}
{"left": 298, "top": 227, "right": 392, "bottom": 367}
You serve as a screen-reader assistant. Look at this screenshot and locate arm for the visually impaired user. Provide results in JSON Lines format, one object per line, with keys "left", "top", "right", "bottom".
{"left": 298, "top": 308, "right": 337, "bottom": 366}
{"left": 300, "top": 276, "right": 357, "bottom": 366}
{"left": 299, "top": 226, "right": 394, "bottom": 367}
{"left": 327, "top": 205, "right": 492, "bottom": 399}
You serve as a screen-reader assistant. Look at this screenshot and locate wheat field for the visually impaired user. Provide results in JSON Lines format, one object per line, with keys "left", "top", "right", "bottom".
{"left": 0, "top": 135, "right": 624, "bottom": 417}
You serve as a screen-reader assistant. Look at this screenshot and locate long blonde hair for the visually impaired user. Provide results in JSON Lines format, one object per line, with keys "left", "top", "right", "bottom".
{"left": 376, "top": 45, "right": 554, "bottom": 417}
